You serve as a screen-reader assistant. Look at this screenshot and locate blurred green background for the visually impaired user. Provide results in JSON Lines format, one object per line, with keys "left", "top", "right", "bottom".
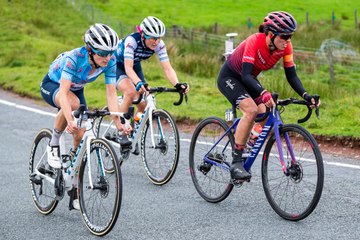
{"left": 0, "top": 0, "right": 359, "bottom": 138}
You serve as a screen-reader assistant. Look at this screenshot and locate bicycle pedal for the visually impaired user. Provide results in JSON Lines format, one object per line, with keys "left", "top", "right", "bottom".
{"left": 231, "top": 177, "right": 250, "bottom": 187}
{"left": 30, "top": 173, "right": 42, "bottom": 185}
{"left": 231, "top": 179, "right": 244, "bottom": 187}
{"left": 132, "top": 143, "right": 139, "bottom": 155}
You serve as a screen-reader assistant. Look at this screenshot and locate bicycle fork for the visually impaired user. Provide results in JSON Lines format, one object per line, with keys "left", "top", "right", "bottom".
{"left": 273, "top": 122, "right": 298, "bottom": 176}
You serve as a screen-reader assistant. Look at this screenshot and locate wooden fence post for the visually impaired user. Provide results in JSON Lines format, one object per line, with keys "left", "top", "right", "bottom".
{"left": 203, "top": 32, "right": 207, "bottom": 49}
{"left": 214, "top": 22, "right": 218, "bottom": 34}
{"left": 328, "top": 47, "right": 335, "bottom": 84}
{"left": 355, "top": 9, "right": 358, "bottom": 28}
{"left": 247, "top": 17, "right": 253, "bottom": 29}
{"left": 306, "top": 12, "right": 309, "bottom": 27}
{"left": 189, "top": 29, "right": 193, "bottom": 44}
{"left": 173, "top": 25, "right": 178, "bottom": 39}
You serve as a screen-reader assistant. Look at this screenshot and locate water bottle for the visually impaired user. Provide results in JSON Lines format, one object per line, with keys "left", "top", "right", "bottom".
{"left": 225, "top": 109, "right": 233, "bottom": 122}
{"left": 246, "top": 124, "right": 262, "bottom": 149}
{"left": 134, "top": 112, "right": 142, "bottom": 124}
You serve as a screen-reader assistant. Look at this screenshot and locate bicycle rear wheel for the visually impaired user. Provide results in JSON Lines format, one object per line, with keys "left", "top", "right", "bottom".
{"left": 262, "top": 124, "right": 324, "bottom": 221}
{"left": 140, "top": 109, "right": 179, "bottom": 185}
{"left": 78, "top": 138, "right": 122, "bottom": 236}
{"left": 189, "top": 117, "right": 234, "bottom": 203}
{"left": 28, "top": 128, "right": 58, "bottom": 214}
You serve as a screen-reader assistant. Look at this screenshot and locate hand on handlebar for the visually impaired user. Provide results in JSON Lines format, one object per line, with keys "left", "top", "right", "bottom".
{"left": 303, "top": 93, "right": 321, "bottom": 108}
{"left": 175, "top": 82, "right": 189, "bottom": 94}
{"left": 261, "top": 90, "right": 275, "bottom": 108}
{"left": 135, "top": 81, "right": 147, "bottom": 94}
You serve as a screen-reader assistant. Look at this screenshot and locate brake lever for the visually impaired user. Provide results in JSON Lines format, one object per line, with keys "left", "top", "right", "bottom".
{"left": 315, "top": 107, "right": 320, "bottom": 119}
{"left": 313, "top": 94, "right": 320, "bottom": 119}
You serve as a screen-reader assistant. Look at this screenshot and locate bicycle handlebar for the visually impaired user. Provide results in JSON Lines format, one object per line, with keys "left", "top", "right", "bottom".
{"left": 147, "top": 85, "right": 188, "bottom": 106}
{"left": 273, "top": 93, "right": 320, "bottom": 123}
{"left": 72, "top": 104, "right": 133, "bottom": 129}
{"left": 130, "top": 84, "right": 188, "bottom": 106}
{"left": 247, "top": 93, "right": 320, "bottom": 124}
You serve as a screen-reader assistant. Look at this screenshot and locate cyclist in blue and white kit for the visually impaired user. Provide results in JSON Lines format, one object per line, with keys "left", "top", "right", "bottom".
{"left": 40, "top": 23, "right": 129, "bottom": 171}
{"left": 114, "top": 16, "right": 189, "bottom": 144}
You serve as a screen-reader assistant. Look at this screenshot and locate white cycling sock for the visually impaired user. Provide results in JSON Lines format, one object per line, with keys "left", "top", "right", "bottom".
{"left": 50, "top": 128, "right": 62, "bottom": 146}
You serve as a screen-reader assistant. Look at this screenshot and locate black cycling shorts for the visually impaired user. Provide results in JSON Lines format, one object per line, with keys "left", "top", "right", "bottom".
{"left": 217, "top": 62, "right": 261, "bottom": 108}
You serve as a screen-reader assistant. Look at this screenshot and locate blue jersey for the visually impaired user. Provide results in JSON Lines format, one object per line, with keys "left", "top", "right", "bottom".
{"left": 115, "top": 32, "right": 169, "bottom": 66}
{"left": 47, "top": 46, "right": 117, "bottom": 91}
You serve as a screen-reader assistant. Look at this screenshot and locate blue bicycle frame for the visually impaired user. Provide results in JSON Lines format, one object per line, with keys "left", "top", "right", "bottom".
{"left": 203, "top": 107, "right": 296, "bottom": 175}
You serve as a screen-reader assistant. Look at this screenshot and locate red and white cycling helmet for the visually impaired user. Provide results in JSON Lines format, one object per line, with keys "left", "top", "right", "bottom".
{"left": 263, "top": 11, "right": 297, "bottom": 35}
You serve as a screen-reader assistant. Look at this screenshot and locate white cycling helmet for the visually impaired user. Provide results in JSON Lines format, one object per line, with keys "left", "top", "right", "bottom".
{"left": 84, "top": 23, "right": 119, "bottom": 51}
{"left": 140, "top": 16, "right": 166, "bottom": 38}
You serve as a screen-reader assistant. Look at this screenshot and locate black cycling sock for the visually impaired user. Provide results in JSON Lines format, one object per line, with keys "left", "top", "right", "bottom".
{"left": 232, "top": 144, "right": 245, "bottom": 163}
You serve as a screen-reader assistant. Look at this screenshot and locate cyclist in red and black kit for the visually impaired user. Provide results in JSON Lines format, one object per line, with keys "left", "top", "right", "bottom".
{"left": 217, "top": 11, "right": 321, "bottom": 181}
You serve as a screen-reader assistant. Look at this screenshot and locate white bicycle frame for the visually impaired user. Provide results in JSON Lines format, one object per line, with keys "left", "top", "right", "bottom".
{"left": 101, "top": 93, "right": 160, "bottom": 153}
{"left": 34, "top": 118, "right": 104, "bottom": 192}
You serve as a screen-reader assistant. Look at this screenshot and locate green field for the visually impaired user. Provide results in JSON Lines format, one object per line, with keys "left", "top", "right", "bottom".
{"left": 0, "top": 0, "right": 359, "bottom": 138}
{"left": 87, "top": 0, "right": 360, "bottom": 29}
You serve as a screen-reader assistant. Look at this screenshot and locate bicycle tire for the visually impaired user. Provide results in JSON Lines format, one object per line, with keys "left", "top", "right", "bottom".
{"left": 189, "top": 117, "right": 234, "bottom": 203}
{"left": 78, "top": 138, "right": 122, "bottom": 236}
{"left": 94, "top": 106, "right": 118, "bottom": 172}
{"left": 140, "top": 109, "right": 179, "bottom": 185}
{"left": 28, "top": 128, "right": 58, "bottom": 214}
{"left": 262, "top": 124, "right": 324, "bottom": 221}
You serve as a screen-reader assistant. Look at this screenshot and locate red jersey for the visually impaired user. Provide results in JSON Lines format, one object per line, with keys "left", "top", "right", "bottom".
{"left": 227, "top": 33, "right": 295, "bottom": 77}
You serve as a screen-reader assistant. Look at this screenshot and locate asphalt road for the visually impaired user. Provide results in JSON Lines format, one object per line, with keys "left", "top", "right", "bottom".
{"left": 0, "top": 90, "right": 360, "bottom": 240}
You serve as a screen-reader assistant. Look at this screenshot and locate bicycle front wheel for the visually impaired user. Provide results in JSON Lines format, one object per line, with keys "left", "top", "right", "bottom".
{"left": 189, "top": 117, "right": 234, "bottom": 203}
{"left": 78, "top": 138, "right": 122, "bottom": 236}
{"left": 140, "top": 109, "right": 179, "bottom": 185}
{"left": 29, "top": 128, "right": 58, "bottom": 214}
{"left": 262, "top": 124, "right": 324, "bottom": 221}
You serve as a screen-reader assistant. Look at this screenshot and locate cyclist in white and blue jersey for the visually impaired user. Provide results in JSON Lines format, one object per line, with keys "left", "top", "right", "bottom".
{"left": 40, "top": 23, "right": 129, "bottom": 172}
{"left": 114, "top": 16, "right": 189, "bottom": 145}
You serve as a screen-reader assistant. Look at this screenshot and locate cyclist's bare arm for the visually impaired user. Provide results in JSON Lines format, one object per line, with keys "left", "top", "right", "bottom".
{"left": 124, "top": 58, "right": 146, "bottom": 93}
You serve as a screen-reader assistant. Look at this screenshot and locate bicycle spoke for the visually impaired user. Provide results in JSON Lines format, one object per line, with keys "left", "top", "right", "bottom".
{"left": 262, "top": 124, "right": 324, "bottom": 221}
{"left": 189, "top": 117, "right": 234, "bottom": 203}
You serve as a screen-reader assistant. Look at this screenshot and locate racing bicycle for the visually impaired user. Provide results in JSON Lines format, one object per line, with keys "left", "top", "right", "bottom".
{"left": 95, "top": 85, "right": 187, "bottom": 185}
{"left": 189, "top": 93, "right": 324, "bottom": 221}
{"left": 28, "top": 105, "right": 131, "bottom": 236}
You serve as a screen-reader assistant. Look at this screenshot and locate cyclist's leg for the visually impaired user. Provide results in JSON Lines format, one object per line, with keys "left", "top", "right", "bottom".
{"left": 217, "top": 64, "right": 253, "bottom": 180}
{"left": 41, "top": 75, "right": 66, "bottom": 168}
{"left": 53, "top": 87, "right": 85, "bottom": 207}
{"left": 116, "top": 63, "right": 144, "bottom": 113}
{"left": 68, "top": 89, "right": 87, "bottom": 150}
{"left": 116, "top": 64, "right": 143, "bottom": 146}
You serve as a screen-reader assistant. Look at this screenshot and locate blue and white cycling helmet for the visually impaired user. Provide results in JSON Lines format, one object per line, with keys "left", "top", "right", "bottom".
{"left": 140, "top": 16, "right": 166, "bottom": 38}
{"left": 84, "top": 23, "right": 119, "bottom": 51}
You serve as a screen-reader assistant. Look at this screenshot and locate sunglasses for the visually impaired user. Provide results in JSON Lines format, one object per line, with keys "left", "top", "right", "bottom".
{"left": 143, "top": 33, "right": 160, "bottom": 41}
{"left": 89, "top": 46, "right": 114, "bottom": 57}
{"left": 278, "top": 34, "right": 293, "bottom": 40}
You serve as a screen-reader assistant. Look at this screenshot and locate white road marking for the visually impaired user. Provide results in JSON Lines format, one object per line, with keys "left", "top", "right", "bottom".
{"left": 1, "top": 98, "right": 359, "bottom": 170}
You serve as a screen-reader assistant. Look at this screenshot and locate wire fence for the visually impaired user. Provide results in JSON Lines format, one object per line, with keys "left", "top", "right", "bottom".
{"left": 67, "top": 0, "right": 360, "bottom": 82}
